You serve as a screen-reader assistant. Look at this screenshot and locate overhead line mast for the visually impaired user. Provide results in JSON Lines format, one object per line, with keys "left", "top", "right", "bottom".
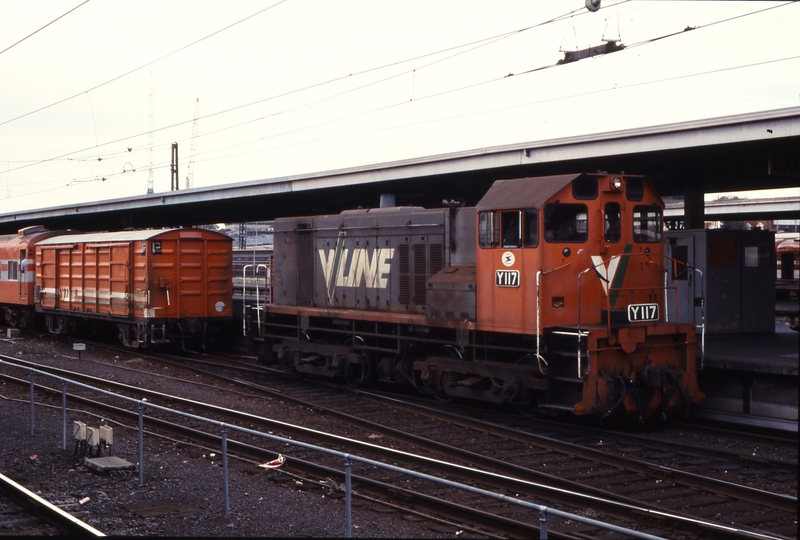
{"left": 147, "top": 68, "right": 155, "bottom": 194}
{"left": 186, "top": 98, "right": 199, "bottom": 190}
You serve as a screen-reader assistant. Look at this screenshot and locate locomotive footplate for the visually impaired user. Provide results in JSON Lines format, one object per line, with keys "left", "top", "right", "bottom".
{"left": 563, "top": 324, "right": 704, "bottom": 421}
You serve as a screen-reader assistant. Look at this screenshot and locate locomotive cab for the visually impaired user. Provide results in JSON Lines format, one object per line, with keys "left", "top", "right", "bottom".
{"left": 473, "top": 173, "right": 703, "bottom": 420}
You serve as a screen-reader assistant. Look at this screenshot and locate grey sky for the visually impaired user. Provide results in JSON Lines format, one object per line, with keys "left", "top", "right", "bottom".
{"left": 1, "top": 0, "right": 798, "bottom": 213}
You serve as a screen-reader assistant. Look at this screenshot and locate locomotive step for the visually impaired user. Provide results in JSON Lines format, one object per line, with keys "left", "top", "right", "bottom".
{"left": 550, "top": 376, "right": 584, "bottom": 384}
{"left": 537, "top": 403, "right": 577, "bottom": 412}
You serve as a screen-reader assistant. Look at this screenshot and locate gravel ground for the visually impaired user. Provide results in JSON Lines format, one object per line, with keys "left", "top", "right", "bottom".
{"left": 0, "top": 335, "right": 467, "bottom": 538}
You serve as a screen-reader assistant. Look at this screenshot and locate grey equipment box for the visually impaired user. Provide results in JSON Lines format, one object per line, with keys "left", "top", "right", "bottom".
{"left": 665, "top": 228, "right": 775, "bottom": 334}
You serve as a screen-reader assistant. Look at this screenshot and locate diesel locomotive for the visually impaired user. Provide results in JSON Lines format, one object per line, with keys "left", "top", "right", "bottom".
{"left": 244, "top": 173, "right": 705, "bottom": 421}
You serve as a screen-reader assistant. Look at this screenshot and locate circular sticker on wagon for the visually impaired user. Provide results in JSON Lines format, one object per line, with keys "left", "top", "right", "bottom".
{"left": 215, "top": 301, "right": 225, "bottom": 313}
{"left": 501, "top": 251, "right": 515, "bottom": 267}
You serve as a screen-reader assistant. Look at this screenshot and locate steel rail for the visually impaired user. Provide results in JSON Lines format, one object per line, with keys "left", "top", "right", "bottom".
{"left": 82, "top": 350, "right": 799, "bottom": 513}
{"left": 0, "top": 472, "right": 105, "bottom": 536}
{"left": 0, "top": 370, "right": 564, "bottom": 539}
{"left": 356, "top": 391, "right": 798, "bottom": 513}
{"left": 0, "top": 358, "right": 792, "bottom": 540}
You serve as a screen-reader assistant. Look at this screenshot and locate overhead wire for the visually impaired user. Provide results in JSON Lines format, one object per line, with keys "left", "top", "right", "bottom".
{"left": 0, "top": 0, "right": 291, "bottom": 128}
{"left": 0, "top": 0, "right": 92, "bottom": 57}
{"left": 3, "top": 0, "right": 795, "bottom": 198}
{"left": 171, "top": 1, "right": 800, "bottom": 169}
{"left": 0, "top": 0, "right": 597, "bottom": 177}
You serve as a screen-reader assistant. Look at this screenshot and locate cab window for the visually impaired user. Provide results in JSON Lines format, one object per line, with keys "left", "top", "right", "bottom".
{"left": 478, "top": 211, "right": 494, "bottom": 248}
{"left": 633, "top": 205, "right": 662, "bottom": 243}
{"left": 524, "top": 209, "right": 539, "bottom": 247}
{"left": 481, "top": 210, "right": 539, "bottom": 248}
{"left": 604, "top": 202, "right": 621, "bottom": 243}
{"left": 501, "top": 211, "right": 521, "bottom": 248}
{"left": 626, "top": 178, "right": 644, "bottom": 201}
{"left": 544, "top": 203, "right": 588, "bottom": 243}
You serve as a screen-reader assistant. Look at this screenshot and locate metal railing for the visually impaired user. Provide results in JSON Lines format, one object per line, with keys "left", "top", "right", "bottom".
{"left": 2, "top": 357, "right": 672, "bottom": 539}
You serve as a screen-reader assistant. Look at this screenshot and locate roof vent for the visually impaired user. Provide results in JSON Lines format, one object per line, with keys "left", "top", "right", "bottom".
{"left": 379, "top": 194, "right": 395, "bottom": 208}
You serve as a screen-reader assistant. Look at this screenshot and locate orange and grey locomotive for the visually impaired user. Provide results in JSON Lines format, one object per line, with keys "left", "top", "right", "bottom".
{"left": 245, "top": 173, "right": 704, "bottom": 421}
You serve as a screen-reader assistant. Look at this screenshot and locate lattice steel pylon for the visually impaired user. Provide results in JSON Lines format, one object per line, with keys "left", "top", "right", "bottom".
{"left": 186, "top": 98, "right": 199, "bottom": 190}
{"left": 147, "top": 68, "right": 155, "bottom": 194}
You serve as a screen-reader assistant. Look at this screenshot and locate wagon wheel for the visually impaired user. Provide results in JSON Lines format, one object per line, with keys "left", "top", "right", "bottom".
{"left": 432, "top": 377, "right": 452, "bottom": 403}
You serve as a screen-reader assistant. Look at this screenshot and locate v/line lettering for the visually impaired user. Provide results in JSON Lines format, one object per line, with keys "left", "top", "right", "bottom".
{"left": 319, "top": 248, "right": 395, "bottom": 289}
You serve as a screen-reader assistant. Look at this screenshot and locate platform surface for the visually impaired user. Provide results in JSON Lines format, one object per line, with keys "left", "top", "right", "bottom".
{"left": 700, "top": 321, "right": 798, "bottom": 376}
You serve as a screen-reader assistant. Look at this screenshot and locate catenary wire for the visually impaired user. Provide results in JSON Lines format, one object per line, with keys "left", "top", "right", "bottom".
{"left": 0, "top": 0, "right": 92, "bottom": 56}
{"left": 2, "top": 1, "right": 793, "bottom": 195}
{"left": 0, "top": 1, "right": 609, "bottom": 173}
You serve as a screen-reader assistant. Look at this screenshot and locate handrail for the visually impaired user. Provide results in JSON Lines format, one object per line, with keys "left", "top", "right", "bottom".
{"left": 3, "top": 357, "right": 673, "bottom": 540}
{"left": 535, "top": 262, "right": 571, "bottom": 368}
{"left": 242, "top": 263, "right": 268, "bottom": 336}
{"left": 574, "top": 252, "right": 706, "bottom": 371}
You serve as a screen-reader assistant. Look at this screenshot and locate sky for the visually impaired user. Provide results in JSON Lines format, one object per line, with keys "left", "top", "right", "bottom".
{"left": 1, "top": 0, "right": 798, "bottom": 214}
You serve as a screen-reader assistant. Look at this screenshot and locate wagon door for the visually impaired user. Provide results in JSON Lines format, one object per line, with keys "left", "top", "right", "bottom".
{"left": 107, "top": 244, "right": 133, "bottom": 316}
{"left": 37, "top": 245, "right": 59, "bottom": 309}
{"left": 177, "top": 237, "right": 205, "bottom": 317}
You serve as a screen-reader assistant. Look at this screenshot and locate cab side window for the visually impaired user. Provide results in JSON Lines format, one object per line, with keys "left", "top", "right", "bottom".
{"left": 479, "top": 211, "right": 495, "bottom": 248}
{"left": 480, "top": 210, "right": 539, "bottom": 248}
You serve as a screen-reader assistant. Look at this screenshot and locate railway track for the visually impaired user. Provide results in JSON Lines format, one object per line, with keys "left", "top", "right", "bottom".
{"left": 0, "top": 471, "right": 104, "bottom": 536}
{"left": 1, "top": 348, "right": 796, "bottom": 539}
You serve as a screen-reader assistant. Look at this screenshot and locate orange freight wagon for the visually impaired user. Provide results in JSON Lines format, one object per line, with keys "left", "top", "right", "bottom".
{"left": 35, "top": 228, "right": 232, "bottom": 348}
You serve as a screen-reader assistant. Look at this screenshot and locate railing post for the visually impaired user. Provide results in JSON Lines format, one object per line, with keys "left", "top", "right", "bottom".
{"left": 29, "top": 370, "right": 35, "bottom": 436}
{"left": 221, "top": 424, "right": 230, "bottom": 516}
{"left": 344, "top": 455, "right": 352, "bottom": 538}
{"left": 539, "top": 507, "right": 549, "bottom": 539}
{"left": 61, "top": 380, "right": 67, "bottom": 450}
{"left": 138, "top": 401, "right": 144, "bottom": 486}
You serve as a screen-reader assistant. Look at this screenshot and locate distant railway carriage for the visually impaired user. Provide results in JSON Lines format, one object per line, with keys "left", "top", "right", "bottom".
{"left": 776, "top": 234, "right": 799, "bottom": 297}
{"left": 0, "top": 225, "right": 64, "bottom": 328}
{"left": 245, "top": 173, "right": 705, "bottom": 422}
{"left": 0, "top": 227, "right": 233, "bottom": 348}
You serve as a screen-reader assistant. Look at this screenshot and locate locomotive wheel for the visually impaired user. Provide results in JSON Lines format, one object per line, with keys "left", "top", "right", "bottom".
{"left": 426, "top": 345, "right": 463, "bottom": 402}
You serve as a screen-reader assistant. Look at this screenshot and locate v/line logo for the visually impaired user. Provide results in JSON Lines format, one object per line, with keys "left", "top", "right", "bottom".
{"left": 591, "top": 245, "right": 632, "bottom": 309}
{"left": 319, "top": 247, "right": 395, "bottom": 291}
